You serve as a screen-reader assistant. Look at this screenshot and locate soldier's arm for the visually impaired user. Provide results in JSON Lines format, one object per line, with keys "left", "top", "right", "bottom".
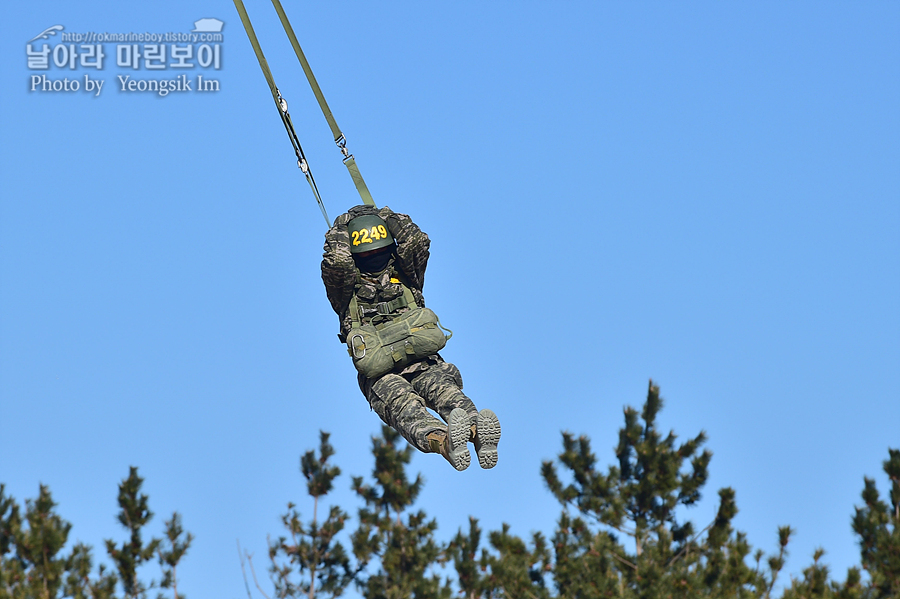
{"left": 379, "top": 206, "right": 430, "bottom": 290}
{"left": 321, "top": 215, "right": 357, "bottom": 316}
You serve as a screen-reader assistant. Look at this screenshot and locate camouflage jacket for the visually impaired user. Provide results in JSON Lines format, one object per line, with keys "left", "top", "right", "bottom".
{"left": 321, "top": 205, "right": 431, "bottom": 341}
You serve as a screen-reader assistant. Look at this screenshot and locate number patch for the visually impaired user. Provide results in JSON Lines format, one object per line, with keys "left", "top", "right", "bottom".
{"left": 352, "top": 225, "right": 390, "bottom": 247}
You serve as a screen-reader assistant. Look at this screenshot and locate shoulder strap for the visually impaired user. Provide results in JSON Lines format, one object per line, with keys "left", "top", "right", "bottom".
{"left": 347, "top": 267, "right": 417, "bottom": 331}
{"left": 348, "top": 293, "right": 361, "bottom": 329}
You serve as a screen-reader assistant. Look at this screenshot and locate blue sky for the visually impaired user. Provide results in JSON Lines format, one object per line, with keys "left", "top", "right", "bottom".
{"left": 1, "top": 1, "right": 898, "bottom": 597}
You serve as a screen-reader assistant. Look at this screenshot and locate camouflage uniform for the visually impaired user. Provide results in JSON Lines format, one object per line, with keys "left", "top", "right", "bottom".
{"left": 321, "top": 205, "right": 478, "bottom": 453}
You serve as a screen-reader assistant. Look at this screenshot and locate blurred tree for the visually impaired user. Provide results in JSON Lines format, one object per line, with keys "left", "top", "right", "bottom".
{"left": 851, "top": 448, "right": 900, "bottom": 598}
{"left": 3, "top": 391, "right": 896, "bottom": 599}
{"left": 540, "top": 380, "right": 778, "bottom": 598}
{"left": 268, "top": 431, "right": 352, "bottom": 599}
{"left": 63, "top": 542, "right": 117, "bottom": 599}
{"left": 0, "top": 484, "right": 70, "bottom": 598}
{"left": 0, "top": 483, "right": 26, "bottom": 595}
{"left": 779, "top": 547, "right": 866, "bottom": 599}
{"left": 157, "top": 512, "right": 193, "bottom": 599}
{"left": 351, "top": 426, "right": 450, "bottom": 599}
{"left": 448, "top": 516, "right": 552, "bottom": 599}
{"left": 105, "top": 467, "right": 161, "bottom": 599}
{"left": 446, "top": 517, "right": 487, "bottom": 599}
{"left": 0, "top": 484, "right": 117, "bottom": 599}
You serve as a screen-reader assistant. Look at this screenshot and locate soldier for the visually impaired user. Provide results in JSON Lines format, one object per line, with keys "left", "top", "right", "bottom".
{"left": 321, "top": 204, "right": 500, "bottom": 471}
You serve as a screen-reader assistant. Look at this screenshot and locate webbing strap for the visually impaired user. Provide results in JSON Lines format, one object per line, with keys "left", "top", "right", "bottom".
{"left": 376, "top": 296, "right": 408, "bottom": 315}
{"left": 342, "top": 157, "right": 376, "bottom": 208}
{"left": 233, "top": 0, "right": 331, "bottom": 226}
{"left": 269, "top": 0, "right": 376, "bottom": 207}
{"left": 400, "top": 284, "right": 417, "bottom": 309}
{"left": 348, "top": 294, "right": 361, "bottom": 330}
{"left": 348, "top": 271, "right": 419, "bottom": 329}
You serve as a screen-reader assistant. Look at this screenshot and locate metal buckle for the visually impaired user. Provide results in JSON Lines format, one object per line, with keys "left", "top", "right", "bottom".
{"left": 350, "top": 334, "right": 366, "bottom": 359}
{"left": 335, "top": 135, "right": 350, "bottom": 158}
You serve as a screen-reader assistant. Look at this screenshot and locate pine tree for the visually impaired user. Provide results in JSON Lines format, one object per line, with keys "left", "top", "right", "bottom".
{"left": 350, "top": 426, "right": 450, "bottom": 599}
{"left": 548, "top": 510, "right": 623, "bottom": 598}
{"left": 541, "top": 381, "right": 769, "bottom": 598}
{"left": 0, "top": 484, "right": 71, "bottom": 599}
{"left": 63, "top": 542, "right": 118, "bottom": 599}
{"left": 0, "top": 483, "right": 24, "bottom": 595}
{"left": 157, "top": 512, "right": 193, "bottom": 599}
{"left": 446, "top": 518, "right": 488, "bottom": 599}
{"left": 851, "top": 448, "right": 900, "bottom": 598}
{"left": 0, "top": 484, "right": 118, "bottom": 599}
{"left": 105, "top": 467, "right": 161, "bottom": 599}
{"left": 448, "top": 517, "right": 551, "bottom": 599}
{"left": 778, "top": 547, "right": 868, "bottom": 599}
{"left": 756, "top": 526, "right": 793, "bottom": 599}
{"left": 268, "top": 431, "right": 352, "bottom": 599}
{"left": 481, "top": 525, "right": 551, "bottom": 599}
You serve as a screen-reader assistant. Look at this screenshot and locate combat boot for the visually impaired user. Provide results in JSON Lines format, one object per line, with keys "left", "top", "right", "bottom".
{"left": 472, "top": 409, "right": 501, "bottom": 469}
{"left": 426, "top": 407, "right": 471, "bottom": 471}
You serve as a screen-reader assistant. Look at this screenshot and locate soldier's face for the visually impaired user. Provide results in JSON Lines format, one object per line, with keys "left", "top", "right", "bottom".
{"left": 353, "top": 244, "right": 394, "bottom": 273}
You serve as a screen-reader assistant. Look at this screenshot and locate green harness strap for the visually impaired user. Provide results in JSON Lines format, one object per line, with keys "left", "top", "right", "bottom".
{"left": 347, "top": 269, "right": 453, "bottom": 343}
{"left": 233, "top": 0, "right": 331, "bottom": 226}
{"left": 349, "top": 282, "right": 417, "bottom": 330}
{"left": 269, "top": 0, "right": 377, "bottom": 208}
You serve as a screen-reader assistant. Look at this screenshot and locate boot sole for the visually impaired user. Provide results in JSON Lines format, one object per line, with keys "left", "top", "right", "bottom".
{"left": 447, "top": 408, "right": 471, "bottom": 471}
{"left": 475, "top": 409, "right": 501, "bottom": 469}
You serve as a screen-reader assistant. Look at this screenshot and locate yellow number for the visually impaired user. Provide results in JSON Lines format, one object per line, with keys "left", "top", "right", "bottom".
{"left": 378, "top": 225, "right": 388, "bottom": 239}
{"left": 360, "top": 228, "right": 371, "bottom": 244}
{"left": 351, "top": 230, "right": 360, "bottom": 246}
{"left": 371, "top": 226, "right": 381, "bottom": 240}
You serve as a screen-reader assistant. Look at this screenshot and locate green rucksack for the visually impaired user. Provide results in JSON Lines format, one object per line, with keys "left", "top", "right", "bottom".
{"left": 346, "top": 282, "right": 451, "bottom": 379}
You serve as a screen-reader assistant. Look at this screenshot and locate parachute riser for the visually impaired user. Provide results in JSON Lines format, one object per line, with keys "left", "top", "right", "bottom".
{"left": 233, "top": 0, "right": 330, "bottom": 226}
{"left": 268, "top": 0, "right": 376, "bottom": 207}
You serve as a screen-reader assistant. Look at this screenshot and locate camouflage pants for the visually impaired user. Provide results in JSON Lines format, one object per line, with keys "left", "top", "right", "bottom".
{"left": 359, "top": 358, "right": 478, "bottom": 453}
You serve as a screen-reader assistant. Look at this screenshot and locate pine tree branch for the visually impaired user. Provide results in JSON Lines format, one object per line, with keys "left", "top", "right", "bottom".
{"left": 666, "top": 515, "right": 716, "bottom": 567}
{"left": 610, "top": 551, "right": 637, "bottom": 571}
{"left": 501, "top": 584, "right": 539, "bottom": 599}
{"left": 562, "top": 503, "right": 635, "bottom": 537}
{"left": 236, "top": 540, "right": 254, "bottom": 599}
{"left": 246, "top": 551, "right": 271, "bottom": 599}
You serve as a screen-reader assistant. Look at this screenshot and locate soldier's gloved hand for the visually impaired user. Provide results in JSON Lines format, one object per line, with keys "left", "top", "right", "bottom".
{"left": 324, "top": 216, "right": 352, "bottom": 252}
{"left": 379, "top": 208, "right": 408, "bottom": 239}
{"left": 347, "top": 204, "right": 379, "bottom": 220}
{"left": 332, "top": 212, "right": 354, "bottom": 228}
{"left": 384, "top": 212, "right": 420, "bottom": 247}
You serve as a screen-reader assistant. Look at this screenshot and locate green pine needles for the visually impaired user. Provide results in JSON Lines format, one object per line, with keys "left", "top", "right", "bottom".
{"left": 3, "top": 383, "right": 898, "bottom": 598}
{"left": 268, "top": 431, "right": 353, "bottom": 599}
{"left": 253, "top": 381, "right": 898, "bottom": 599}
{"left": 0, "top": 467, "right": 192, "bottom": 599}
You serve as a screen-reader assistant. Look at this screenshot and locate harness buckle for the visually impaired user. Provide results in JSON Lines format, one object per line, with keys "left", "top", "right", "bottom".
{"left": 374, "top": 296, "right": 408, "bottom": 315}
